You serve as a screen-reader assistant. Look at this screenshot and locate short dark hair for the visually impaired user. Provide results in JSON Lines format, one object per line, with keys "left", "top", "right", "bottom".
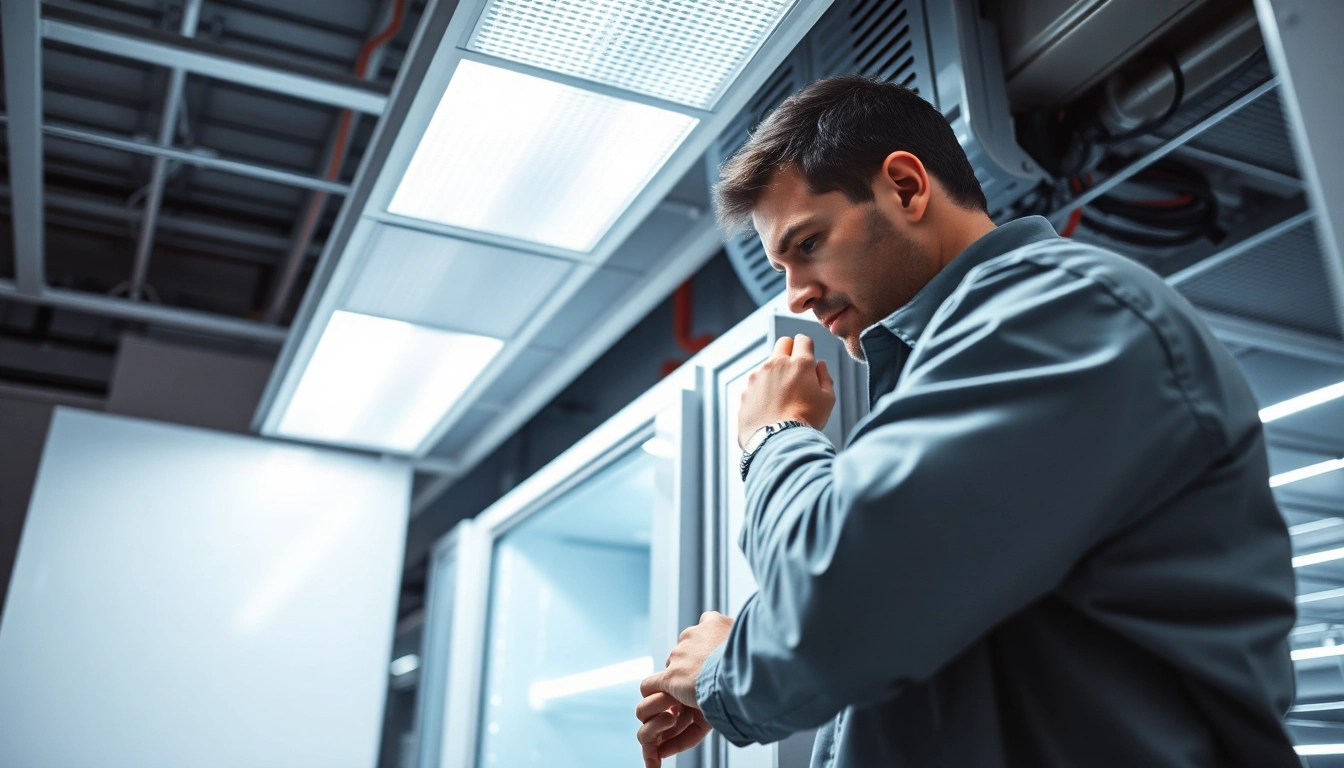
{"left": 713, "top": 75, "right": 988, "bottom": 234}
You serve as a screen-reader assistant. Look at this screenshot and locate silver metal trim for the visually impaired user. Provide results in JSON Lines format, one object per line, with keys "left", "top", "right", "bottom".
{"left": 41, "top": 12, "right": 389, "bottom": 114}
{"left": 15, "top": 118, "right": 352, "bottom": 194}
{"left": 1200, "top": 310, "right": 1344, "bottom": 366}
{"left": 0, "top": 279, "right": 289, "bottom": 345}
{"left": 128, "top": 0, "right": 204, "bottom": 301}
{"left": 2, "top": 0, "right": 46, "bottom": 296}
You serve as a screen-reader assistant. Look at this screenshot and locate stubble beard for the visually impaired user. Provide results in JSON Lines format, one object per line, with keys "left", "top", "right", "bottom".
{"left": 837, "top": 207, "right": 932, "bottom": 363}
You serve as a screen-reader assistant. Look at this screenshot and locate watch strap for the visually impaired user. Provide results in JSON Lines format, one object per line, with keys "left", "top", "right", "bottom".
{"left": 739, "top": 420, "right": 807, "bottom": 482}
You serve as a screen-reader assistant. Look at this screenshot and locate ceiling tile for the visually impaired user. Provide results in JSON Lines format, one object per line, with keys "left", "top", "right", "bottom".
{"left": 343, "top": 224, "right": 573, "bottom": 339}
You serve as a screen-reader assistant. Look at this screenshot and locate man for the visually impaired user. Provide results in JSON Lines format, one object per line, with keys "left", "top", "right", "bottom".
{"left": 635, "top": 76, "right": 1298, "bottom": 767}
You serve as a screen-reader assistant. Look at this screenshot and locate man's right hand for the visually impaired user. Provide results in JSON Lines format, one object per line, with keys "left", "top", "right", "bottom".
{"left": 635, "top": 692, "right": 711, "bottom": 768}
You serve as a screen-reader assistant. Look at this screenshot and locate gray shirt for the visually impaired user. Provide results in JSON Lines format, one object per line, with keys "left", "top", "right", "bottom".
{"left": 695, "top": 216, "right": 1299, "bottom": 767}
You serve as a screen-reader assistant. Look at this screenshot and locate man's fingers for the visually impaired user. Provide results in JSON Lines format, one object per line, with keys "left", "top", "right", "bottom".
{"left": 640, "top": 672, "right": 665, "bottom": 698}
{"left": 635, "top": 692, "right": 679, "bottom": 722}
{"left": 772, "top": 336, "right": 794, "bottom": 358}
{"left": 657, "top": 720, "right": 711, "bottom": 758}
{"left": 792, "top": 333, "right": 815, "bottom": 360}
{"left": 638, "top": 710, "right": 679, "bottom": 746}
{"left": 817, "top": 359, "right": 834, "bottom": 394}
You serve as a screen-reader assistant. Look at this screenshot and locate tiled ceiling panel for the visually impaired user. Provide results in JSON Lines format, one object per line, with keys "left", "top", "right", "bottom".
{"left": 343, "top": 224, "right": 573, "bottom": 339}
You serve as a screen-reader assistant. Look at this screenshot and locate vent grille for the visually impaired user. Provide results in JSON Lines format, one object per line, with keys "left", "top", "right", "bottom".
{"left": 709, "top": 0, "right": 931, "bottom": 306}
{"left": 467, "top": 0, "right": 797, "bottom": 108}
{"left": 1177, "top": 220, "right": 1343, "bottom": 339}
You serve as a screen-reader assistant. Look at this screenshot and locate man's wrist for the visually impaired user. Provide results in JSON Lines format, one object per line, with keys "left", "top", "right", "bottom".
{"left": 739, "top": 420, "right": 808, "bottom": 481}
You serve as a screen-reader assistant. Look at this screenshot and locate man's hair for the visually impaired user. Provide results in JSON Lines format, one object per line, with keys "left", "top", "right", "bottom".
{"left": 713, "top": 75, "right": 989, "bottom": 234}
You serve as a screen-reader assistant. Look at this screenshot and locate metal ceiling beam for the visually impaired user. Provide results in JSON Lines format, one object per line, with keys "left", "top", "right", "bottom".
{"left": 0, "top": 279, "right": 288, "bottom": 345}
{"left": 1255, "top": 0, "right": 1344, "bottom": 336}
{"left": 1200, "top": 310, "right": 1344, "bottom": 367}
{"left": 41, "top": 7, "right": 389, "bottom": 114}
{"left": 2, "top": 0, "right": 46, "bottom": 296}
{"left": 0, "top": 183, "right": 321, "bottom": 256}
{"left": 1049, "top": 76, "right": 1281, "bottom": 223}
{"left": 128, "top": 0, "right": 204, "bottom": 302}
{"left": 0, "top": 115, "right": 351, "bottom": 194}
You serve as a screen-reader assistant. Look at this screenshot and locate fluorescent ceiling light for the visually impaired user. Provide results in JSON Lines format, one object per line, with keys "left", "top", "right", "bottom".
{"left": 277, "top": 311, "right": 503, "bottom": 453}
{"left": 1261, "top": 380, "right": 1344, "bottom": 422}
{"left": 389, "top": 60, "right": 697, "bottom": 252}
{"left": 1294, "top": 547, "right": 1344, "bottom": 568}
{"left": 390, "top": 654, "right": 420, "bottom": 677}
{"left": 1290, "top": 518, "right": 1344, "bottom": 536}
{"left": 1271, "top": 458, "right": 1344, "bottom": 488}
{"left": 1298, "top": 587, "right": 1344, "bottom": 603}
{"left": 1294, "top": 701, "right": 1344, "bottom": 713}
{"left": 528, "top": 656, "right": 653, "bottom": 710}
{"left": 1292, "top": 644, "right": 1344, "bottom": 662}
{"left": 1297, "top": 744, "right": 1344, "bottom": 755}
{"left": 468, "top": 0, "right": 797, "bottom": 109}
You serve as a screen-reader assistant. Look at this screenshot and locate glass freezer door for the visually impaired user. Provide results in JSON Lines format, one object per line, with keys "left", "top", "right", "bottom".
{"left": 474, "top": 389, "right": 699, "bottom": 768}
{"left": 708, "top": 312, "right": 866, "bottom": 768}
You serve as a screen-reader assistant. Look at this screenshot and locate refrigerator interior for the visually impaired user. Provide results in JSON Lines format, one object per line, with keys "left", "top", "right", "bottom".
{"left": 476, "top": 445, "right": 662, "bottom": 768}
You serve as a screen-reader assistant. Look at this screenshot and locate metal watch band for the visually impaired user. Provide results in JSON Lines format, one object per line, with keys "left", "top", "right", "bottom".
{"left": 739, "top": 420, "right": 807, "bottom": 482}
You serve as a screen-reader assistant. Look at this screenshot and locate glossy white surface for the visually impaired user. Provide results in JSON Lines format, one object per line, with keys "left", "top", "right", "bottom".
{"left": 0, "top": 409, "right": 409, "bottom": 768}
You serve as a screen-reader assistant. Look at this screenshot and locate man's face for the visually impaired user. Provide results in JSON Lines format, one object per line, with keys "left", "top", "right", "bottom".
{"left": 752, "top": 165, "right": 938, "bottom": 361}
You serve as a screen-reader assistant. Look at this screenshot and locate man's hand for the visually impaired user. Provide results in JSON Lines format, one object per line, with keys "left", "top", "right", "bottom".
{"left": 635, "top": 612, "right": 734, "bottom": 768}
{"left": 738, "top": 334, "right": 836, "bottom": 450}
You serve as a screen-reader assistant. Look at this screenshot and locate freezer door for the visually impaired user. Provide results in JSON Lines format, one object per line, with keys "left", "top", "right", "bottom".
{"left": 472, "top": 391, "right": 700, "bottom": 768}
{"left": 710, "top": 314, "right": 862, "bottom": 768}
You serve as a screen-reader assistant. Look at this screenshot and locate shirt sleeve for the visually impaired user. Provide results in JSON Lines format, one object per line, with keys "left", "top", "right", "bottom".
{"left": 695, "top": 257, "right": 1221, "bottom": 746}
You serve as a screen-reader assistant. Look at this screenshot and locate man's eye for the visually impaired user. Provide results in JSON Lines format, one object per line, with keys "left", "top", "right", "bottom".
{"left": 799, "top": 237, "right": 817, "bottom": 254}
{"left": 771, "top": 262, "right": 786, "bottom": 274}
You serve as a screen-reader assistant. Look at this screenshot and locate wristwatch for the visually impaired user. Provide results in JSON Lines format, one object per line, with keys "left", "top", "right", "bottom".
{"left": 739, "top": 420, "right": 807, "bottom": 481}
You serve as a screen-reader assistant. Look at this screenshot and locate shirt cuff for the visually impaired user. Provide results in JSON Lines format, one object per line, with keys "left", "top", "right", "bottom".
{"left": 696, "top": 641, "right": 756, "bottom": 747}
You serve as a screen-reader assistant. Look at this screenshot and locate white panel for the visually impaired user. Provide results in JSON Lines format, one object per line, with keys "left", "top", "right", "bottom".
{"left": 0, "top": 409, "right": 409, "bottom": 768}
{"left": 387, "top": 61, "right": 697, "bottom": 252}
{"left": 468, "top": 0, "right": 798, "bottom": 108}
{"left": 344, "top": 226, "right": 573, "bottom": 339}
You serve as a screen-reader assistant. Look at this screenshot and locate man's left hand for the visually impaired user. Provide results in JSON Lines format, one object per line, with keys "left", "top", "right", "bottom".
{"left": 738, "top": 334, "right": 835, "bottom": 450}
{"left": 636, "top": 612, "right": 734, "bottom": 767}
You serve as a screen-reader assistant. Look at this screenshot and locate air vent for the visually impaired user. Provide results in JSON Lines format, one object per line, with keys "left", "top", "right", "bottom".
{"left": 708, "top": 0, "right": 935, "bottom": 306}
{"left": 1177, "top": 220, "right": 1343, "bottom": 340}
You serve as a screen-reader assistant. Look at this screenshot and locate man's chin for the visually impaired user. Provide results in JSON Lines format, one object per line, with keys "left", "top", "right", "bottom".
{"left": 843, "top": 335, "right": 865, "bottom": 363}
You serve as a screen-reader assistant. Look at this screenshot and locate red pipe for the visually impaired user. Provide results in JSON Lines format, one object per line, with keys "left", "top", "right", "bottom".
{"left": 662, "top": 279, "right": 716, "bottom": 377}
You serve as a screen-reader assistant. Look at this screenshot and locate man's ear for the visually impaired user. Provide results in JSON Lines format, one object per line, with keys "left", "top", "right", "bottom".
{"left": 878, "top": 151, "right": 931, "bottom": 224}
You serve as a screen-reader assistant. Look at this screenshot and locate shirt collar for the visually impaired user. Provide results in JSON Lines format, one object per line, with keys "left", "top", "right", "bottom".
{"left": 863, "top": 215, "right": 1061, "bottom": 351}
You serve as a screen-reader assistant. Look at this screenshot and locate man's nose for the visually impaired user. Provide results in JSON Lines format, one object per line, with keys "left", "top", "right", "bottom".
{"left": 785, "top": 269, "right": 822, "bottom": 315}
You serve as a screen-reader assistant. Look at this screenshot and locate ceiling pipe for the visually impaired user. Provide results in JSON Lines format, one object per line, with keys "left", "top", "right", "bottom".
{"left": 262, "top": 0, "right": 406, "bottom": 325}
{"left": 127, "top": 0, "right": 203, "bottom": 302}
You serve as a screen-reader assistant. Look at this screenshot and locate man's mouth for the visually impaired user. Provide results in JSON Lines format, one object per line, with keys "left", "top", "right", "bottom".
{"left": 820, "top": 306, "right": 849, "bottom": 334}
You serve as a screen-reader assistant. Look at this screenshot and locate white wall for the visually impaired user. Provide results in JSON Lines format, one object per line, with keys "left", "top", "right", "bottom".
{"left": 0, "top": 409, "right": 410, "bottom": 768}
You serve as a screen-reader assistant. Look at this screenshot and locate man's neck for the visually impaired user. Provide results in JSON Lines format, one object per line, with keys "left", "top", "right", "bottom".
{"left": 935, "top": 213, "right": 997, "bottom": 270}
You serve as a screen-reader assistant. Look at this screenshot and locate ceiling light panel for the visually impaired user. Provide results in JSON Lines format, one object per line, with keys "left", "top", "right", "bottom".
{"left": 277, "top": 311, "right": 503, "bottom": 454}
{"left": 343, "top": 225, "right": 573, "bottom": 339}
{"left": 388, "top": 60, "right": 697, "bottom": 252}
{"left": 468, "top": 0, "right": 798, "bottom": 108}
